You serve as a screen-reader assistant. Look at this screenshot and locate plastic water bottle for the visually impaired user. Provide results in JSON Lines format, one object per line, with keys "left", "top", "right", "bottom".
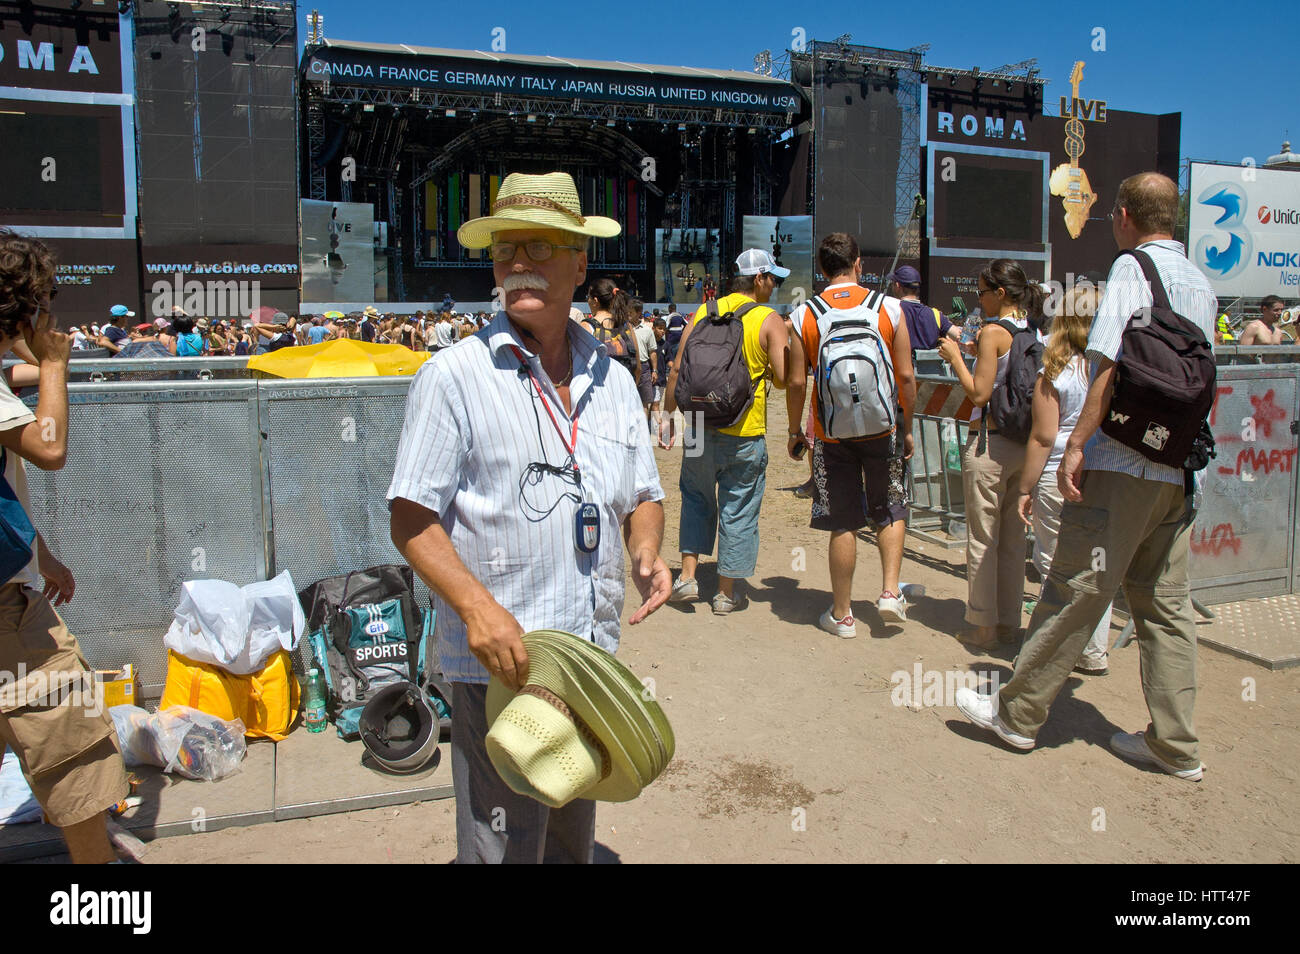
{"left": 303, "top": 669, "right": 328, "bottom": 734}
{"left": 942, "top": 420, "right": 961, "bottom": 471}
{"left": 960, "top": 309, "right": 983, "bottom": 350}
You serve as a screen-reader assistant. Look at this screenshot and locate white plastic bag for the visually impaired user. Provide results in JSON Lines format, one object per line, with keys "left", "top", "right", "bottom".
{"left": 163, "top": 569, "right": 304, "bottom": 674}
{"left": 110, "top": 705, "right": 246, "bottom": 781}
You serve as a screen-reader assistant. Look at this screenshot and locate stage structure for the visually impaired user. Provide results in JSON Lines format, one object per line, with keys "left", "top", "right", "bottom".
{"left": 790, "top": 39, "right": 927, "bottom": 286}
{"left": 0, "top": 0, "right": 140, "bottom": 325}
{"left": 299, "top": 38, "right": 808, "bottom": 303}
{"left": 134, "top": 0, "right": 300, "bottom": 316}
{"left": 922, "top": 62, "right": 1178, "bottom": 314}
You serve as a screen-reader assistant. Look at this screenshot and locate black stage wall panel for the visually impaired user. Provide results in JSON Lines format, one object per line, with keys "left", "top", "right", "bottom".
{"left": 813, "top": 57, "right": 901, "bottom": 257}
{"left": 134, "top": 2, "right": 298, "bottom": 291}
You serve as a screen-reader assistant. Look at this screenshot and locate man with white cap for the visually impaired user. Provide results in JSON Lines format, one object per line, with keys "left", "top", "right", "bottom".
{"left": 388, "top": 172, "right": 671, "bottom": 864}
{"left": 660, "top": 249, "right": 790, "bottom": 613}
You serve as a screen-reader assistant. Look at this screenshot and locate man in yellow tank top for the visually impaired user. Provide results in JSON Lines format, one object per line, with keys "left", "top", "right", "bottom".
{"left": 661, "top": 249, "right": 790, "bottom": 613}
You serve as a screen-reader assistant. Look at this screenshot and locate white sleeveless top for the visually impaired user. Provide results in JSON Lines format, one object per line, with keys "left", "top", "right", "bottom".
{"left": 1043, "top": 354, "right": 1090, "bottom": 473}
{"left": 969, "top": 316, "right": 1030, "bottom": 423}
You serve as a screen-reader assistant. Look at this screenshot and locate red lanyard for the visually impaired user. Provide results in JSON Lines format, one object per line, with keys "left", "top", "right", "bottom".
{"left": 510, "top": 345, "right": 579, "bottom": 459}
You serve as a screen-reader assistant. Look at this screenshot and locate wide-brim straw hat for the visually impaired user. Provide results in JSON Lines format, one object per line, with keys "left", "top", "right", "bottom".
{"left": 456, "top": 172, "right": 622, "bottom": 250}
{"left": 485, "top": 630, "right": 674, "bottom": 808}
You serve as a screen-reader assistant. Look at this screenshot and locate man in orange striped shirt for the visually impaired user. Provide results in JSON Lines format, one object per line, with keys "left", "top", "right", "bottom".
{"left": 786, "top": 233, "right": 916, "bottom": 638}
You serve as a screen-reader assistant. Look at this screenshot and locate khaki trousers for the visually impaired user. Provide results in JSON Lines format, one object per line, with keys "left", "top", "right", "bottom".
{"left": 961, "top": 431, "right": 1028, "bottom": 628}
{"left": 998, "top": 470, "right": 1200, "bottom": 769}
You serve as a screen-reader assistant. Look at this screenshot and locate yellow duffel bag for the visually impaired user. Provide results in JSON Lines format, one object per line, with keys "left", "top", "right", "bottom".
{"left": 160, "top": 649, "right": 300, "bottom": 741}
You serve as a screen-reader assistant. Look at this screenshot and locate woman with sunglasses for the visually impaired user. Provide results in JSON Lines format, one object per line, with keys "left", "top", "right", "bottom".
{"left": 937, "top": 259, "right": 1046, "bottom": 650}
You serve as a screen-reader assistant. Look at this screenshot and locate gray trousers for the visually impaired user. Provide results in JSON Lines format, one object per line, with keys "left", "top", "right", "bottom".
{"left": 451, "top": 681, "right": 596, "bottom": 864}
{"left": 998, "top": 471, "right": 1199, "bottom": 768}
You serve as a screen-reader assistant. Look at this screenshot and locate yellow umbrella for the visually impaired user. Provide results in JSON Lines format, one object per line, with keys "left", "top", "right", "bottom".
{"left": 247, "top": 339, "right": 431, "bottom": 378}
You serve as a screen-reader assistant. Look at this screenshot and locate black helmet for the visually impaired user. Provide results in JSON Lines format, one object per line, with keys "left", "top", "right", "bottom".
{"left": 359, "top": 682, "right": 439, "bottom": 774}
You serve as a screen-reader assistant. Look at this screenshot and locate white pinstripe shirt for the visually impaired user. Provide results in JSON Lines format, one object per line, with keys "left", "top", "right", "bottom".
{"left": 1084, "top": 240, "right": 1218, "bottom": 485}
{"left": 387, "top": 311, "right": 664, "bottom": 683}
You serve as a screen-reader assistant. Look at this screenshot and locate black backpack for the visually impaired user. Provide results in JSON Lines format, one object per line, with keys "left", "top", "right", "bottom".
{"left": 674, "top": 299, "right": 760, "bottom": 429}
{"left": 593, "top": 324, "right": 638, "bottom": 373}
{"left": 985, "top": 318, "right": 1043, "bottom": 444}
{"left": 1099, "top": 249, "right": 1217, "bottom": 469}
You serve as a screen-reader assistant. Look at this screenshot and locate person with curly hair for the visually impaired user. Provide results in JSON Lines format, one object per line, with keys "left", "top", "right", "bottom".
{"left": 0, "top": 229, "right": 130, "bottom": 863}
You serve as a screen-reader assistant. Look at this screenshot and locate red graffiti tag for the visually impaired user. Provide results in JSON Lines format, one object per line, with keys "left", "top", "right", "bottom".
{"left": 1190, "top": 523, "right": 1242, "bottom": 558}
{"left": 1248, "top": 389, "right": 1287, "bottom": 440}
{"left": 1209, "top": 385, "right": 1233, "bottom": 427}
{"left": 1221, "top": 446, "right": 1298, "bottom": 477}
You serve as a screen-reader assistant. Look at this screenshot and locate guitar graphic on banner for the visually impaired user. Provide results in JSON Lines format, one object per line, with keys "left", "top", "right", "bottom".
{"left": 1049, "top": 61, "right": 1098, "bottom": 239}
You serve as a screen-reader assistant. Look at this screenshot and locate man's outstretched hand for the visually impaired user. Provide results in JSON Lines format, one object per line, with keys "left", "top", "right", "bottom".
{"left": 628, "top": 547, "right": 671, "bottom": 624}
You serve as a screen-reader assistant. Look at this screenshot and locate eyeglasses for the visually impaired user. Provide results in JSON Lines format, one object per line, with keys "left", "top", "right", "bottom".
{"left": 490, "top": 240, "right": 584, "bottom": 263}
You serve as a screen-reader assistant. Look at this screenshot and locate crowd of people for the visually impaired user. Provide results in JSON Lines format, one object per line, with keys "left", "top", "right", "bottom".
{"left": 70, "top": 304, "right": 494, "bottom": 357}
{"left": 0, "top": 167, "right": 1271, "bottom": 865}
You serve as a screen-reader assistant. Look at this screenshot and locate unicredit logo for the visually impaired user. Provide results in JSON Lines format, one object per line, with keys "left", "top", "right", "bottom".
{"left": 1259, "top": 206, "right": 1300, "bottom": 225}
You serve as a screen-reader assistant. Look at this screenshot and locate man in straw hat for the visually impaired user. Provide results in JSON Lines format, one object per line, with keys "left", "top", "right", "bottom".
{"left": 389, "top": 172, "right": 672, "bottom": 863}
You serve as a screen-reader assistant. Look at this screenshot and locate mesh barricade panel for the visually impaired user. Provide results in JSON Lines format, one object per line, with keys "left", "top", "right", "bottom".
{"left": 259, "top": 379, "right": 431, "bottom": 676}
{"left": 23, "top": 383, "right": 265, "bottom": 691}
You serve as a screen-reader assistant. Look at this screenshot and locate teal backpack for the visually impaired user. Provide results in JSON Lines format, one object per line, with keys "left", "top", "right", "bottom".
{"left": 299, "top": 566, "right": 451, "bottom": 741}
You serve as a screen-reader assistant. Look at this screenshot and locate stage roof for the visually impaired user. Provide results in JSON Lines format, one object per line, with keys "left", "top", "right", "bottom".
{"left": 303, "top": 39, "right": 805, "bottom": 117}
{"left": 309, "top": 39, "right": 795, "bottom": 85}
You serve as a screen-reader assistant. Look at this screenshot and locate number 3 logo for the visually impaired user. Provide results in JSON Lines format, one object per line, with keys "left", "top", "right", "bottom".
{"left": 1194, "top": 181, "right": 1252, "bottom": 280}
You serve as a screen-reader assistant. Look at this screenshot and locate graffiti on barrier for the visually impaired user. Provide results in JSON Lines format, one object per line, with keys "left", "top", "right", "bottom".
{"left": 1190, "top": 523, "right": 1242, "bottom": 558}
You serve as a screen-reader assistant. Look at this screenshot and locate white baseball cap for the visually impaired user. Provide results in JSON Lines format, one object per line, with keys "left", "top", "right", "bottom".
{"left": 734, "top": 248, "right": 790, "bottom": 279}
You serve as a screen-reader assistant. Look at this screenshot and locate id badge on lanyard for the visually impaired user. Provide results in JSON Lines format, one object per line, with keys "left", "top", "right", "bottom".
{"left": 512, "top": 346, "right": 600, "bottom": 556}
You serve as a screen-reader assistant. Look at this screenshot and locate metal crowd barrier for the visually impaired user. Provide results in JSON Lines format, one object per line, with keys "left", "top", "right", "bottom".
{"left": 21, "top": 375, "right": 419, "bottom": 695}
{"left": 1216, "top": 345, "right": 1300, "bottom": 366}
{"left": 64, "top": 356, "right": 256, "bottom": 383}
{"left": 18, "top": 356, "right": 1299, "bottom": 695}
{"left": 904, "top": 362, "right": 1300, "bottom": 602}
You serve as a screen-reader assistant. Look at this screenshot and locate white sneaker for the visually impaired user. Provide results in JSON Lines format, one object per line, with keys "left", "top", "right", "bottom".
{"left": 668, "top": 577, "right": 698, "bottom": 602}
{"left": 818, "top": 607, "right": 857, "bottom": 638}
{"left": 877, "top": 591, "right": 908, "bottom": 623}
{"left": 954, "top": 687, "right": 1035, "bottom": 750}
{"left": 711, "top": 589, "right": 747, "bottom": 615}
{"left": 1110, "top": 731, "right": 1204, "bottom": 782}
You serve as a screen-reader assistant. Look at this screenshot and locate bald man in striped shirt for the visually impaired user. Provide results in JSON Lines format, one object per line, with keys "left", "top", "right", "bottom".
{"left": 955, "top": 172, "right": 1217, "bottom": 783}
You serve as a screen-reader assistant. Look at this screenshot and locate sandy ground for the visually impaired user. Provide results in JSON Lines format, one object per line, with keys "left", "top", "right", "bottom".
{"left": 141, "top": 394, "right": 1299, "bottom": 864}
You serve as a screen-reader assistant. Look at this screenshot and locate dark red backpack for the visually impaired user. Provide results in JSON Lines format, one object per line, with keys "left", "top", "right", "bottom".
{"left": 1099, "top": 249, "right": 1217, "bottom": 468}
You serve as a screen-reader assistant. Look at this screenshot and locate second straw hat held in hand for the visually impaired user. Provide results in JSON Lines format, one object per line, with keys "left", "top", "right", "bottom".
{"left": 484, "top": 630, "right": 674, "bottom": 809}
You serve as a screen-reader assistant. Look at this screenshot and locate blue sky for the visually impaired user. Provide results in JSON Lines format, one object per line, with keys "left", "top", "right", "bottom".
{"left": 298, "top": 0, "right": 1296, "bottom": 169}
